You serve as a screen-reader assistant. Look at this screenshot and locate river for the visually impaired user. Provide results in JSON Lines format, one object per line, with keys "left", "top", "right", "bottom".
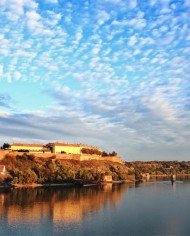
{"left": 0, "top": 178, "right": 190, "bottom": 235}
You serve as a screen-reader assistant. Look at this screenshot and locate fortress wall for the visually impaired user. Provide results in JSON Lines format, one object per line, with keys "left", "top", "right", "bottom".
{"left": 0, "top": 151, "right": 55, "bottom": 159}
{"left": 102, "top": 156, "right": 123, "bottom": 164}
{"left": 0, "top": 151, "right": 123, "bottom": 164}
{"left": 80, "top": 154, "right": 123, "bottom": 164}
{"left": 32, "top": 153, "right": 55, "bottom": 158}
{"left": 80, "top": 154, "right": 100, "bottom": 161}
{"left": 56, "top": 154, "right": 81, "bottom": 161}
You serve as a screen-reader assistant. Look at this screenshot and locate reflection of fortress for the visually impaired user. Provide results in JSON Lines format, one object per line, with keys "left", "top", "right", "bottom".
{"left": 0, "top": 184, "right": 129, "bottom": 225}
{"left": 8, "top": 142, "right": 123, "bottom": 163}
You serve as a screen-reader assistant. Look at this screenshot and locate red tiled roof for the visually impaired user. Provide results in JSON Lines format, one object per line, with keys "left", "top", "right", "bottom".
{"left": 11, "top": 143, "right": 43, "bottom": 147}
{"left": 48, "top": 142, "right": 100, "bottom": 149}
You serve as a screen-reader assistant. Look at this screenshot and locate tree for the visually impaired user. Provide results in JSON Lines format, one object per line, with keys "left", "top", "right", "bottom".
{"left": 81, "top": 148, "right": 102, "bottom": 156}
{"left": 102, "top": 151, "right": 108, "bottom": 157}
{"left": 110, "top": 151, "right": 117, "bottom": 156}
{"left": 2, "top": 143, "right": 11, "bottom": 149}
{"left": 135, "top": 169, "right": 142, "bottom": 182}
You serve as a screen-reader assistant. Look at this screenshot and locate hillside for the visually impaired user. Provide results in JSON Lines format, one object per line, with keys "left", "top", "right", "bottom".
{"left": 125, "top": 161, "right": 190, "bottom": 176}
{"left": 0, "top": 153, "right": 130, "bottom": 184}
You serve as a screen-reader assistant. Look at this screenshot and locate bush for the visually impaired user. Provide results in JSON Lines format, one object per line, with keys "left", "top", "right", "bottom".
{"left": 2, "top": 143, "right": 11, "bottom": 149}
{"left": 81, "top": 148, "right": 102, "bottom": 156}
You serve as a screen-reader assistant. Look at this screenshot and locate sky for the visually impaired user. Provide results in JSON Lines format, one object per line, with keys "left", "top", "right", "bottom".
{"left": 0, "top": 0, "right": 190, "bottom": 161}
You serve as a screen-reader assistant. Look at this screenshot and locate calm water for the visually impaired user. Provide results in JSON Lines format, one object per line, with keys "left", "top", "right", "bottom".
{"left": 1, "top": 178, "right": 190, "bottom": 236}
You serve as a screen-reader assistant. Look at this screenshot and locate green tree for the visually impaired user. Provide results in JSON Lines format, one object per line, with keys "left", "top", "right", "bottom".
{"left": 2, "top": 143, "right": 11, "bottom": 149}
{"left": 110, "top": 151, "right": 117, "bottom": 156}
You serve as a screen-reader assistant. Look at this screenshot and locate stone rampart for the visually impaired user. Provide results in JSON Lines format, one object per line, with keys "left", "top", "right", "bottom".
{"left": 56, "top": 154, "right": 81, "bottom": 161}
{"left": 0, "top": 151, "right": 123, "bottom": 164}
{"left": 80, "top": 154, "right": 101, "bottom": 161}
{"left": 102, "top": 156, "right": 123, "bottom": 164}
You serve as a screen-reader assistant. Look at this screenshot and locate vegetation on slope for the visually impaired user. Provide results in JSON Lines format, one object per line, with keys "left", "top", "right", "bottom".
{"left": 0, "top": 153, "right": 129, "bottom": 184}
{"left": 125, "top": 161, "right": 190, "bottom": 176}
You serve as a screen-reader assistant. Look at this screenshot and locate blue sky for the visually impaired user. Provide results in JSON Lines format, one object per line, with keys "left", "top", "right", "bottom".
{"left": 0, "top": 0, "right": 190, "bottom": 161}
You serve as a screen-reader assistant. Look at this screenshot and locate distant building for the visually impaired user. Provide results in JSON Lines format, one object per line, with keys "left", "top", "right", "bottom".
{"left": 11, "top": 143, "right": 43, "bottom": 152}
{"left": 46, "top": 142, "right": 101, "bottom": 154}
{"left": 0, "top": 165, "right": 6, "bottom": 175}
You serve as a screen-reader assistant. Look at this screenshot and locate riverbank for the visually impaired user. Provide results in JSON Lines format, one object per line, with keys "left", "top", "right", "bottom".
{"left": 12, "top": 179, "right": 134, "bottom": 188}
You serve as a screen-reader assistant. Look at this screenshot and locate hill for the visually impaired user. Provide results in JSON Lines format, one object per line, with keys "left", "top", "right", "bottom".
{"left": 0, "top": 153, "right": 130, "bottom": 184}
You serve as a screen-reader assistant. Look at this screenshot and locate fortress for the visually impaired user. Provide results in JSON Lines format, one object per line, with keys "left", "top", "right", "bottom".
{"left": 2, "top": 142, "right": 123, "bottom": 164}
{"left": 10, "top": 142, "right": 101, "bottom": 154}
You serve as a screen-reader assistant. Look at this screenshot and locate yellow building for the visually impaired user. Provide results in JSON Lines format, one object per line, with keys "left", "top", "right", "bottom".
{"left": 11, "top": 143, "right": 43, "bottom": 152}
{"left": 10, "top": 142, "right": 103, "bottom": 156}
{"left": 46, "top": 142, "right": 101, "bottom": 155}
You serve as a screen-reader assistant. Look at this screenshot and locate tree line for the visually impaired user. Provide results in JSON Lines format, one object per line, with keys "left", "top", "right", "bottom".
{"left": 81, "top": 148, "right": 117, "bottom": 157}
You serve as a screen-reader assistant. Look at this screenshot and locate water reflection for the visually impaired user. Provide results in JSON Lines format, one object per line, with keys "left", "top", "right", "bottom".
{"left": 0, "top": 184, "right": 131, "bottom": 226}
{"left": 1, "top": 180, "right": 190, "bottom": 235}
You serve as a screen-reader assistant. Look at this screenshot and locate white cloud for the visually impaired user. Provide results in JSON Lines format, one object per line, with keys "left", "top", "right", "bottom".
{"left": 140, "top": 36, "right": 155, "bottom": 46}
{"left": 97, "top": 10, "right": 110, "bottom": 25}
{"left": 14, "top": 71, "right": 21, "bottom": 80}
{"left": 128, "top": 18, "right": 147, "bottom": 29}
{"left": 45, "top": 12, "right": 62, "bottom": 27}
{"left": 133, "top": 49, "right": 141, "bottom": 55}
{"left": 160, "top": 25, "right": 168, "bottom": 32}
{"left": 26, "top": 10, "right": 42, "bottom": 31}
{"left": 128, "top": 35, "right": 138, "bottom": 47}
{"left": 143, "top": 90, "right": 179, "bottom": 123}
{"left": 0, "top": 0, "right": 38, "bottom": 22}
{"left": 91, "top": 47, "right": 100, "bottom": 55}
{"left": 0, "top": 65, "right": 3, "bottom": 76}
{"left": 128, "top": 0, "right": 137, "bottom": 9}
{"left": 149, "top": 0, "right": 157, "bottom": 6}
{"left": 75, "top": 27, "right": 83, "bottom": 42}
{"left": 151, "top": 58, "right": 159, "bottom": 64}
{"left": 6, "top": 73, "right": 12, "bottom": 83}
{"left": 125, "top": 65, "right": 134, "bottom": 72}
{"left": 0, "top": 111, "right": 10, "bottom": 118}
{"left": 160, "top": 7, "right": 171, "bottom": 14}
{"left": 24, "top": 0, "right": 38, "bottom": 9}
{"left": 8, "top": 0, "right": 24, "bottom": 19}
{"left": 184, "top": 0, "right": 190, "bottom": 7}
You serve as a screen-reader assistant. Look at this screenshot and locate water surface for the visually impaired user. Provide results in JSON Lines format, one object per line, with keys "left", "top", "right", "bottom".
{"left": 1, "top": 179, "right": 190, "bottom": 235}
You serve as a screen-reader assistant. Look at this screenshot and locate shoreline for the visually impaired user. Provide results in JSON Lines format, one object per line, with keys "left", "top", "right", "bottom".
{"left": 10, "top": 179, "right": 135, "bottom": 188}
{"left": 150, "top": 174, "right": 190, "bottom": 177}
{"left": 1, "top": 174, "right": 189, "bottom": 189}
